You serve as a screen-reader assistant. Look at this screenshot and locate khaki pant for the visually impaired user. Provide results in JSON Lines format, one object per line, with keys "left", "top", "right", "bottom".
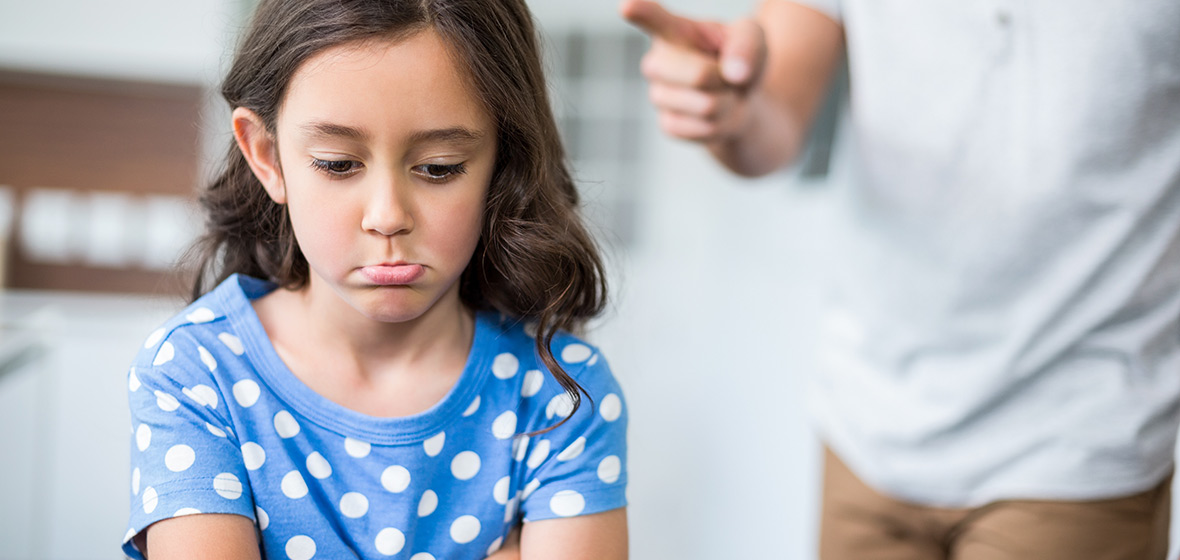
{"left": 820, "top": 448, "right": 1171, "bottom": 560}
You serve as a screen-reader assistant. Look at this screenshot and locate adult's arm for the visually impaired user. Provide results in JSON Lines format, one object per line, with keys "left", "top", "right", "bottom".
{"left": 621, "top": 0, "right": 844, "bottom": 177}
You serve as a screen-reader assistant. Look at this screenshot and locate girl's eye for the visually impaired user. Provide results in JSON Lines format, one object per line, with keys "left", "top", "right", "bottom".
{"left": 415, "top": 163, "right": 467, "bottom": 182}
{"left": 310, "top": 158, "right": 362, "bottom": 176}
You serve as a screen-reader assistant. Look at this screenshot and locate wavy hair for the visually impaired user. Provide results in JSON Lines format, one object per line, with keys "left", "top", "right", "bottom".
{"left": 188, "top": 0, "right": 607, "bottom": 423}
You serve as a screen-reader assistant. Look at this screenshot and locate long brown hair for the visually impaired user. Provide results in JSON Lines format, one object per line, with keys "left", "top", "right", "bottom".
{"left": 189, "top": 0, "right": 607, "bottom": 422}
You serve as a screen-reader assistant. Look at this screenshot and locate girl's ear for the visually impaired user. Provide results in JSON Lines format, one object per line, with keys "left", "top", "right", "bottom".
{"left": 232, "top": 107, "right": 287, "bottom": 204}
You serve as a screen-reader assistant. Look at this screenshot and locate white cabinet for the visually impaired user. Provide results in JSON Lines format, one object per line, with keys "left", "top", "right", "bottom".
{"left": 0, "top": 292, "right": 175, "bottom": 559}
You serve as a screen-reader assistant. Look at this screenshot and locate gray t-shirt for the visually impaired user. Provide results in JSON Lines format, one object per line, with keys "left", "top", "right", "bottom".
{"left": 797, "top": 0, "right": 1180, "bottom": 506}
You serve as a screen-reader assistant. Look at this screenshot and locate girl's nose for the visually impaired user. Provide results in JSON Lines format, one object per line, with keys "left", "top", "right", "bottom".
{"left": 361, "top": 180, "right": 414, "bottom": 236}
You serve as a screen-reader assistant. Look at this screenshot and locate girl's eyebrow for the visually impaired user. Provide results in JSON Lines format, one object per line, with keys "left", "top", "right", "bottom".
{"left": 300, "top": 121, "right": 370, "bottom": 141}
{"left": 298, "top": 122, "right": 486, "bottom": 146}
{"left": 406, "top": 127, "right": 486, "bottom": 146}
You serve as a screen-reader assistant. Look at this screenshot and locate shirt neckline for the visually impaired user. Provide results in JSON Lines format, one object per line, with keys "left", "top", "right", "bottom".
{"left": 217, "top": 273, "right": 497, "bottom": 445}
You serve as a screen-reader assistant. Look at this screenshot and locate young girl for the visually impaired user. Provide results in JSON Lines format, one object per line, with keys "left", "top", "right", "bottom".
{"left": 122, "top": 1, "right": 627, "bottom": 558}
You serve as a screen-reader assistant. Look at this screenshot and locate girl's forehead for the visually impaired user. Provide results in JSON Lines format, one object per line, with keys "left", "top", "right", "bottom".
{"left": 278, "top": 29, "right": 492, "bottom": 136}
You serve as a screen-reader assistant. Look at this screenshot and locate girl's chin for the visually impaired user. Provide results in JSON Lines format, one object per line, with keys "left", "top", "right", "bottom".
{"left": 349, "top": 295, "right": 455, "bottom": 325}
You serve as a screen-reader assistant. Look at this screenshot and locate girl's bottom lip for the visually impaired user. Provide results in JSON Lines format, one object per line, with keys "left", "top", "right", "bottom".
{"left": 359, "top": 264, "right": 425, "bottom": 285}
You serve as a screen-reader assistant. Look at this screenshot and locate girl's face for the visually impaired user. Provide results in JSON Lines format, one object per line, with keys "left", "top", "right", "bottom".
{"left": 243, "top": 30, "right": 495, "bottom": 324}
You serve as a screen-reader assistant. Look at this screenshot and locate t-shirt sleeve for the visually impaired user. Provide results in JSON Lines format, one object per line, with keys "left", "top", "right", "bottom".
{"left": 517, "top": 344, "right": 627, "bottom": 522}
{"left": 123, "top": 351, "right": 256, "bottom": 559}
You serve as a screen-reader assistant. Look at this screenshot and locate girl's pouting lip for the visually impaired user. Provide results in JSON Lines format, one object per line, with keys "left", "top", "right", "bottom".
{"left": 358, "top": 263, "right": 425, "bottom": 286}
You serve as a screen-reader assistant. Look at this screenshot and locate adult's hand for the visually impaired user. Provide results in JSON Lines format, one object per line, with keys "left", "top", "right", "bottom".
{"left": 620, "top": 0, "right": 767, "bottom": 144}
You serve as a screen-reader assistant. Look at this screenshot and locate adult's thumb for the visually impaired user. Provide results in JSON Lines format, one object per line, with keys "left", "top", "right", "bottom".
{"left": 719, "top": 18, "right": 766, "bottom": 86}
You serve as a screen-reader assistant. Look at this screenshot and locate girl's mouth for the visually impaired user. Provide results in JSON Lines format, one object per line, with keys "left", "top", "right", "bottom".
{"left": 359, "top": 263, "right": 424, "bottom": 285}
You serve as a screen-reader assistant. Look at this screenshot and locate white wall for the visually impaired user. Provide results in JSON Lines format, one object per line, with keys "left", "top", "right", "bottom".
{"left": 0, "top": 0, "right": 237, "bottom": 84}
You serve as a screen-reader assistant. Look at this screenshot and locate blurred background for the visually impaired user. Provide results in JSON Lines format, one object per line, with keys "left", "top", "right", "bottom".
{"left": 2, "top": 1, "right": 1166, "bottom": 559}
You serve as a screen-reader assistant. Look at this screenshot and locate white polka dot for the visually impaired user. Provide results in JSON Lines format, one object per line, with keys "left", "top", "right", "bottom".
{"left": 219, "top": 332, "right": 245, "bottom": 355}
{"left": 451, "top": 451, "right": 481, "bottom": 480}
{"left": 527, "top": 439, "right": 551, "bottom": 469}
{"left": 588, "top": 354, "right": 599, "bottom": 366}
{"left": 598, "top": 455, "right": 622, "bottom": 484}
{"left": 128, "top": 369, "right": 141, "bottom": 392}
{"left": 197, "top": 346, "right": 218, "bottom": 372}
{"left": 344, "top": 437, "right": 371, "bottom": 458}
{"left": 600, "top": 393, "right": 622, "bottom": 422}
{"left": 339, "top": 492, "right": 368, "bottom": 518}
{"left": 285, "top": 535, "right": 316, "bottom": 560}
{"left": 282, "top": 470, "right": 308, "bottom": 499}
{"left": 423, "top": 432, "right": 445, "bottom": 457}
{"left": 375, "top": 527, "right": 406, "bottom": 555}
{"left": 274, "top": 410, "right": 300, "bottom": 438}
{"left": 491, "top": 411, "right": 517, "bottom": 440}
{"left": 206, "top": 423, "right": 227, "bottom": 438}
{"left": 561, "top": 343, "right": 592, "bottom": 363}
{"left": 131, "top": 468, "right": 141, "bottom": 495}
{"left": 418, "top": 489, "right": 438, "bottom": 517}
{"left": 450, "top": 515, "right": 481, "bottom": 544}
{"left": 381, "top": 465, "right": 411, "bottom": 493}
{"left": 241, "top": 442, "right": 266, "bottom": 470}
{"left": 504, "top": 493, "right": 520, "bottom": 522}
{"left": 492, "top": 352, "right": 519, "bottom": 379}
{"left": 523, "top": 321, "right": 539, "bottom": 338}
{"left": 141, "top": 487, "right": 158, "bottom": 514}
{"left": 174, "top": 508, "right": 201, "bottom": 516}
{"left": 256, "top": 506, "right": 269, "bottom": 530}
{"left": 462, "top": 395, "right": 481, "bottom": 417}
{"left": 306, "top": 452, "right": 332, "bottom": 479}
{"left": 153, "top": 341, "right": 175, "bottom": 366}
{"left": 233, "top": 380, "right": 260, "bottom": 407}
{"left": 522, "top": 478, "right": 540, "bottom": 499}
{"left": 144, "top": 328, "right": 165, "bottom": 348}
{"left": 165, "top": 444, "right": 196, "bottom": 472}
{"left": 155, "top": 390, "right": 180, "bottom": 412}
{"left": 512, "top": 435, "right": 530, "bottom": 462}
{"left": 521, "top": 369, "right": 544, "bottom": 397}
{"left": 410, "top": 554, "right": 435, "bottom": 560}
{"left": 186, "top": 307, "right": 216, "bottom": 324}
{"left": 493, "top": 476, "right": 510, "bottom": 505}
{"left": 123, "top": 527, "right": 136, "bottom": 544}
{"left": 546, "top": 393, "right": 575, "bottom": 419}
{"left": 487, "top": 537, "right": 504, "bottom": 556}
{"left": 556, "top": 437, "right": 586, "bottom": 462}
{"left": 549, "top": 490, "right": 586, "bottom": 517}
{"left": 186, "top": 384, "right": 219, "bottom": 409}
{"left": 136, "top": 424, "right": 152, "bottom": 451}
{"left": 214, "top": 473, "right": 243, "bottom": 499}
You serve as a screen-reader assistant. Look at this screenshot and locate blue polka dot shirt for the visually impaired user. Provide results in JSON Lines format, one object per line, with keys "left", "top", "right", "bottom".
{"left": 123, "top": 274, "right": 627, "bottom": 559}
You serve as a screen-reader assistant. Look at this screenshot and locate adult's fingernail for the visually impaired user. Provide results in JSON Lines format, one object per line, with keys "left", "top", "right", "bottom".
{"left": 722, "top": 58, "right": 750, "bottom": 83}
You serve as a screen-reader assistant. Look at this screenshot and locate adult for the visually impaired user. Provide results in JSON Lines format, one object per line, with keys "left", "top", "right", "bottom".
{"left": 623, "top": 1, "right": 1180, "bottom": 558}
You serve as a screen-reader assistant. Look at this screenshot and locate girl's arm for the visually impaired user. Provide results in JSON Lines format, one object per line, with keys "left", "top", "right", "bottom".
{"left": 137, "top": 514, "right": 261, "bottom": 560}
{"left": 487, "top": 509, "right": 628, "bottom": 560}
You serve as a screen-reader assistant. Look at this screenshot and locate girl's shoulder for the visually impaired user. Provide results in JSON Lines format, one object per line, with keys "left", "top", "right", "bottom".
{"left": 129, "top": 274, "right": 266, "bottom": 381}
{"left": 479, "top": 314, "right": 614, "bottom": 384}
{"left": 475, "top": 313, "right": 624, "bottom": 429}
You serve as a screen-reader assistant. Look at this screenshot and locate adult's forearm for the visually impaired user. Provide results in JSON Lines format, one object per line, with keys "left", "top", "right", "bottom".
{"left": 705, "top": 88, "right": 809, "bottom": 177}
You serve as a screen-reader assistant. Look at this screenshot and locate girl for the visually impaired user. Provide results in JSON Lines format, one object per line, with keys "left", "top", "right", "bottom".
{"left": 122, "top": 1, "right": 627, "bottom": 558}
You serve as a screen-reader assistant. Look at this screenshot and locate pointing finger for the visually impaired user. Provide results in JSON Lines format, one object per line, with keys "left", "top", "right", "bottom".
{"left": 620, "top": 0, "right": 719, "bottom": 53}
